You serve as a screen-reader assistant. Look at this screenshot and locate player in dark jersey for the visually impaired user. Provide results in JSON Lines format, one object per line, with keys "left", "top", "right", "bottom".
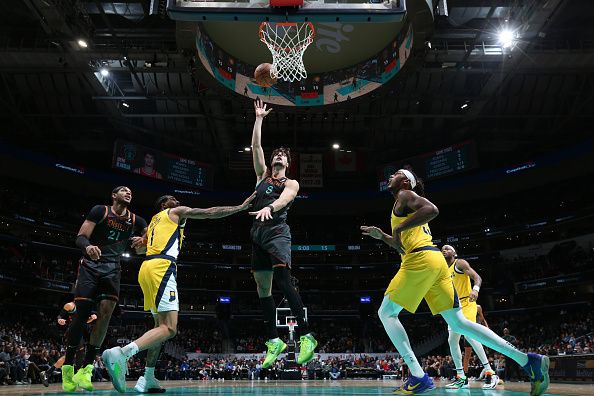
{"left": 41, "top": 302, "right": 97, "bottom": 387}
{"left": 248, "top": 99, "right": 317, "bottom": 368}
{"left": 61, "top": 186, "right": 147, "bottom": 392}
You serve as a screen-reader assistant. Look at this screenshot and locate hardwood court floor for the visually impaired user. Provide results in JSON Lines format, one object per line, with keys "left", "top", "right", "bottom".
{"left": 1, "top": 379, "right": 592, "bottom": 395}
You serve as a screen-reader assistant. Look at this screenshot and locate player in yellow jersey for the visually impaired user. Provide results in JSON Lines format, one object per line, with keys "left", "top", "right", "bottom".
{"left": 102, "top": 193, "right": 255, "bottom": 393}
{"left": 361, "top": 169, "right": 549, "bottom": 395}
{"left": 441, "top": 245, "right": 499, "bottom": 390}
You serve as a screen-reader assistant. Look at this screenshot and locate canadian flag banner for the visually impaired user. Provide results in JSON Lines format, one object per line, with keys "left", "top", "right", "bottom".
{"left": 334, "top": 151, "right": 357, "bottom": 172}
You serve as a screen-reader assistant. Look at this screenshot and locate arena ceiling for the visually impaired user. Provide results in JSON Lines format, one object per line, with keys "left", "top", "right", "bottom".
{"left": 0, "top": 0, "right": 593, "bottom": 187}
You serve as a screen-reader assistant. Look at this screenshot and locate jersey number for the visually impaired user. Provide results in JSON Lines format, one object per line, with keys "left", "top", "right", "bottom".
{"left": 422, "top": 226, "right": 432, "bottom": 236}
{"left": 107, "top": 230, "right": 121, "bottom": 241}
{"left": 265, "top": 186, "right": 273, "bottom": 194}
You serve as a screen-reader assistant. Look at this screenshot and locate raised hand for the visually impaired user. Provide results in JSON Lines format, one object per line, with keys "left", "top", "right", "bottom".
{"left": 254, "top": 98, "right": 273, "bottom": 118}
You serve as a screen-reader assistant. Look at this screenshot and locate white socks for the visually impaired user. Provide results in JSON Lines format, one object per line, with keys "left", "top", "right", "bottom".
{"left": 448, "top": 331, "right": 464, "bottom": 376}
{"left": 378, "top": 296, "right": 425, "bottom": 378}
{"left": 466, "top": 336, "right": 493, "bottom": 371}
{"left": 122, "top": 342, "right": 139, "bottom": 359}
{"left": 449, "top": 329, "right": 493, "bottom": 375}
{"left": 442, "top": 309, "right": 528, "bottom": 367}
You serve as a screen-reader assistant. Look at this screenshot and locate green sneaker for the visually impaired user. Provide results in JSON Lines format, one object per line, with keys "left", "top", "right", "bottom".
{"left": 297, "top": 334, "right": 318, "bottom": 365}
{"left": 61, "top": 365, "right": 77, "bottom": 393}
{"left": 262, "top": 338, "right": 287, "bottom": 368}
{"left": 73, "top": 364, "right": 94, "bottom": 391}
{"left": 445, "top": 375, "right": 469, "bottom": 389}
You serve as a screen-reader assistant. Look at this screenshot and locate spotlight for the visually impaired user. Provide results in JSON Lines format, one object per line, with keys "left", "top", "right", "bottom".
{"left": 332, "top": 143, "right": 340, "bottom": 149}
{"left": 122, "top": 102, "right": 130, "bottom": 108}
{"left": 498, "top": 29, "right": 515, "bottom": 48}
{"left": 100, "top": 68, "right": 109, "bottom": 77}
{"left": 461, "top": 103, "right": 468, "bottom": 109}
{"left": 77, "top": 39, "right": 88, "bottom": 48}
{"left": 244, "top": 147, "right": 251, "bottom": 152}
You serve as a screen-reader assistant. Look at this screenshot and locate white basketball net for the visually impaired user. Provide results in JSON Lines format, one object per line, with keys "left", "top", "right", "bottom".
{"left": 259, "top": 22, "right": 315, "bottom": 83}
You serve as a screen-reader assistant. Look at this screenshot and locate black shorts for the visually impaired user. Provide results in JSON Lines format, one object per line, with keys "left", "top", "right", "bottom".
{"left": 64, "top": 325, "right": 90, "bottom": 345}
{"left": 73, "top": 258, "right": 121, "bottom": 302}
{"left": 250, "top": 222, "right": 291, "bottom": 271}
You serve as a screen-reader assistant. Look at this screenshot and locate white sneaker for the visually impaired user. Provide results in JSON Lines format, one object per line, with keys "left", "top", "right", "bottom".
{"left": 135, "top": 375, "right": 165, "bottom": 393}
{"left": 102, "top": 346, "right": 128, "bottom": 393}
{"left": 483, "top": 373, "right": 500, "bottom": 389}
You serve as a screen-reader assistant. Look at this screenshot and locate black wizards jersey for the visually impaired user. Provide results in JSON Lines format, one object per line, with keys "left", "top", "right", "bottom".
{"left": 85, "top": 205, "right": 147, "bottom": 263}
{"left": 252, "top": 176, "right": 293, "bottom": 224}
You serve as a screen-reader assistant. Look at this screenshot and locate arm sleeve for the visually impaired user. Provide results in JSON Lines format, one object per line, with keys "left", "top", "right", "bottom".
{"left": 86, "top": 205, "right": 106, "bottom": 223}
{"left": 134, "top": 215, "right": 148, "bottom": 233}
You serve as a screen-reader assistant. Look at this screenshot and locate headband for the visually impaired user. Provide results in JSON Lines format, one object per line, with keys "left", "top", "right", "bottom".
{"left": 398, "top": 169, "right": 417, "bottom": 189}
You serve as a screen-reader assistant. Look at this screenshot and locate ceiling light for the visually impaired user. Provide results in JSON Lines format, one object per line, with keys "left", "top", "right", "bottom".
{"left": 461, "top": 103, "right": 468, "bottom": 109}
{"left": 122, "top": 102, "right": 130, "bottom": 108}
{"left": 100, "top": 68, "right": 109, "bottom": 77}
{"left": 77, "top": 39, "right": 88, "bottom": 48}
{"left": 498, "top": 29, "right": 514, "bottom": 48}
{"left": 332, "top": 143, "right": 340, "bottom": 149}
{"left": 244, "top": 147, "right": 251, "bottom": 152}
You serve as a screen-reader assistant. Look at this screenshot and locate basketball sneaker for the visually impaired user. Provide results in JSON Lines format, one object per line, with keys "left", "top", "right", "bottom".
{"left": 61, "top": 365, "right": 77, "bottom": 392}
{"left": 262, "top": 338, "right": 287, "bottom": 368}
{"left": 135, "top": 375, "right": 166, "bottom": 393}
{"left": 40, "top": 370, "right": 49, "bottom": 387}
{"left": 482, "top": 370, "right": 499, "bottom": 389}
{"left": 297, "top": 334, "right": 318, "bottom": 365}
{"left": 393, "top": 373, "right": 435, "bottom": 394}
{"left": 102, "top": 346, "right": 129, "bottom": 393}
{"left": 522, "top": 353, "right": 550, "bottom": 396}
{"left": 445, "top": 375, "right": 468, "bottom": 389}
{"left": 73, "top": 364, "right": 94, "bottom": 391}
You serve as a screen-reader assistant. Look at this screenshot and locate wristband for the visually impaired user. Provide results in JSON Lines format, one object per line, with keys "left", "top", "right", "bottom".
{"left": 267, "top": 204, "right": 275, "bottom": 213}
{"left": 472, "top": 285, "right": 480, "bottom": 292}
{"left": 75, "top": 235, "right": 91, "bottom": 252}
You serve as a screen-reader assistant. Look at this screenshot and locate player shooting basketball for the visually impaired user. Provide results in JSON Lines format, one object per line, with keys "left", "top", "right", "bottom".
{"left": 248, "top": 98, "right": 318, "bottom": 368}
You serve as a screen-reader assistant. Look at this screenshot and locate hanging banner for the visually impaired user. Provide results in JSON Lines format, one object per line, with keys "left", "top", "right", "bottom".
{"left": 300, "top": 154, "right": 323, "bottom": 188}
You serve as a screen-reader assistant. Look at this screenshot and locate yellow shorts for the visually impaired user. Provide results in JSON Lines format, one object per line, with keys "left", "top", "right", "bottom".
{"left": 384, "top": 249, "right": 460, "bottom": 315}
{"left": 138, "top": 258, "right": 179, "bottom": 313}
{"left": 461, "top": 300, "right": 478, "bottom": 322}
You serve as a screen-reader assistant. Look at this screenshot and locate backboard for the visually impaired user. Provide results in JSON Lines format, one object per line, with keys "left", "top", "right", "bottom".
{"left": 168, "top": 0, "right": 406, "bottom": 23}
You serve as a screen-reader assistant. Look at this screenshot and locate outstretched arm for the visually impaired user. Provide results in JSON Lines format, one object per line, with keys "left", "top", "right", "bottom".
{"left": 252, "top": 99, "right": 273, "bottom": 182}
{"left": 170, "top": 192, "right": 256, "bottom": 220}
{"left": 249, "top": 179, "right": 299, "bottom": 222}
{"left": 455, "top": 259, "right": 482, "bottom": 302}
{"left": 360, "top": 190, "right": 438, "bottom": 254}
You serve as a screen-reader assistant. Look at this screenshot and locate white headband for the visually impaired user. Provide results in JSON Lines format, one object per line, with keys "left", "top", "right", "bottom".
{"left": 442, "top": 244, "right": 456, "bottom": 254}
{"left": 398, "top": 169, "right": 417, "bottom": 189}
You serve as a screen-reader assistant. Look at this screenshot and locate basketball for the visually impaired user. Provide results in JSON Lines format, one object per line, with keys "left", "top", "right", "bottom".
{"left": 254, "top": 63, "right": 277, "bottom": 87}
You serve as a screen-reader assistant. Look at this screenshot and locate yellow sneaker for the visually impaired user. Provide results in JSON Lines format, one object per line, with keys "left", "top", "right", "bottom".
{"left": 73, "top": 364, "right": 94, "bottom": 391}
{"left": 262, "top": 338, "right": 287, "bottom": 368}
{"left": 297, "top": 334, "right": 318, "bottom": 365}
{"left": 61, "top": 365, "right": 77, "bottom": 392}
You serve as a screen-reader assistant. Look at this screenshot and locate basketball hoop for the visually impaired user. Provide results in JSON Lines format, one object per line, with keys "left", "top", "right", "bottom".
{"left": 287, "top": 321, "right": 297, "bottom": 332}
{"left": 259, "top": 22, "right": 315, "bottom": 83}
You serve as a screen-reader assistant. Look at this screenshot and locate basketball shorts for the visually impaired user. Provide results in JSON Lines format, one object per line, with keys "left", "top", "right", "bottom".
{"left": 384, "top": 247, "right": 460, "bottom": 315}
{"left": 138, "top": 258, "right": 179, "bottom": 313}
{"left": 250, "top": 222, "right": 292, "bottom": 271}
{"left": 73, "top": 258, "right": 120, "bottom": 302}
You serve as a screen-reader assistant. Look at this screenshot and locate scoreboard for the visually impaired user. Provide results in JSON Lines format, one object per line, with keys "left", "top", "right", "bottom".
{"left": 378, "top": 141, "right": 478, "bottom": 191}
{"left": 112, "top": 140, "right": 213, "bottom": 190}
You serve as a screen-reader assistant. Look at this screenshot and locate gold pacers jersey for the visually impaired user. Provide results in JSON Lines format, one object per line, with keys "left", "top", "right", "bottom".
{"left": 450, "top": 259, "right": 472, "bottom": 299}
{"left": 146, "top": 209, "right": 186, "bottom": 259}
{"left": 391, "top": 207, "right": 434, "bottom": 255}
